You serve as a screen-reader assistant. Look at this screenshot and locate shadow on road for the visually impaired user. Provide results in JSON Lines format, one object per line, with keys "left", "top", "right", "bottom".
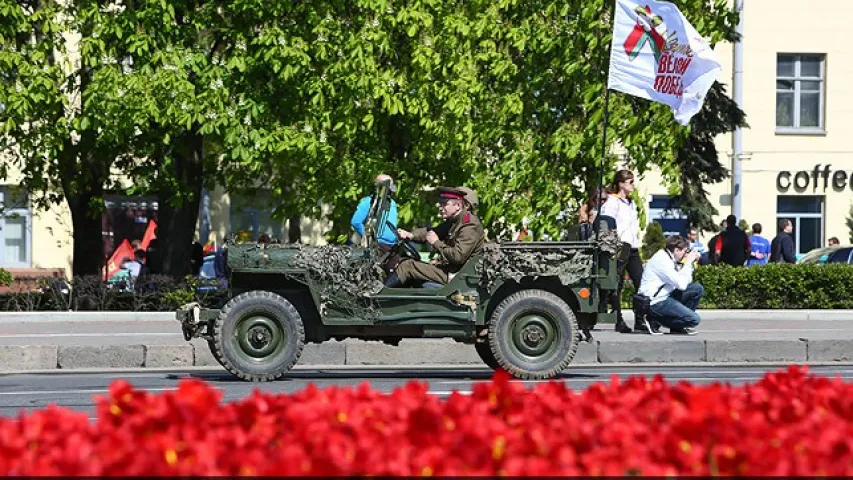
{"left": 170, "top": 368, "right": 599, "bottom": 383}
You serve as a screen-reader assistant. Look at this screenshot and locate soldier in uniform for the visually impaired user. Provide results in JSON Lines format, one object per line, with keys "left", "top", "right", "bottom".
{"left": 384, "top": 186, "right": 485, "bottom": 287}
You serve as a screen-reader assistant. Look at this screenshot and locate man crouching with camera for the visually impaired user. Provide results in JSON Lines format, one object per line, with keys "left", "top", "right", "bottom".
{"left": 635, "top": 235, "right": 704, "bottom": 335}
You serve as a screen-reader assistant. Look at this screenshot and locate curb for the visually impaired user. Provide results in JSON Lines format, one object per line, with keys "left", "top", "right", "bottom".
{"left": 2, "top": 310, "right": 852, "bottom": 324}
{"left": 2, "top": 338, "right": 852, "bottom": 373}
{"left": 5, "top": 361, "right": 853, "bottom": 376}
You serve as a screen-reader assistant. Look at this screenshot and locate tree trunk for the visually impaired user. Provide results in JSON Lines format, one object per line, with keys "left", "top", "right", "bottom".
{"left": 57, "top": 141, "right": 108, "bottom": 278}
{"left": 288, "top": 215, "right": 301, "bottom": 243}
{"left": 157, "top": 131, "right": 204, "bottom": 279}
{"left": 65, "top": 192, "right": 106, "bottom": 278}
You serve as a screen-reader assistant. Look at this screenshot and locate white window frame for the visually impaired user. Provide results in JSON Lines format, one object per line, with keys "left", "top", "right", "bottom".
{"left": 777, "top": 196, "right": 824, "bottom": 256}
{"left": 776, "top": 53, "right": 826, "bottom": 134}
{"left": 0, "top": 188, "right": 32, "bottom": 268}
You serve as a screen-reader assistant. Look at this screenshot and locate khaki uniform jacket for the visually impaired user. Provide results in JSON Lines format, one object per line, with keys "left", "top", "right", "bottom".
{"left": 411, "top": 211, "right": 485, "bottom": 273}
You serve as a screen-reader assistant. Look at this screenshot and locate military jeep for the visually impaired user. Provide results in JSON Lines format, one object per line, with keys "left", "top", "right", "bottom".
{"left": 177, "top": 181, "right": 621, "bottom": 381}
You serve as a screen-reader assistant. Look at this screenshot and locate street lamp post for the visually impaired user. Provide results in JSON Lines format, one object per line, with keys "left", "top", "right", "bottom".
{"left": 732, "top": 0, "right": 745, "bottom": 219}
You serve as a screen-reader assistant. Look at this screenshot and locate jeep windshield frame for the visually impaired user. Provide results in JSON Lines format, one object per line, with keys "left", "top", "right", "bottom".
{"left": 361, "top": 179, "right": 394, "bottom": 248}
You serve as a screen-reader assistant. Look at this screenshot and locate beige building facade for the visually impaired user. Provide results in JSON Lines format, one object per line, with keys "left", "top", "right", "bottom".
{"left": 638, "top": 0, "right": 853, "bottom": 258}
{"left": 2, "top": 0, "right": 850, "bottom": 275}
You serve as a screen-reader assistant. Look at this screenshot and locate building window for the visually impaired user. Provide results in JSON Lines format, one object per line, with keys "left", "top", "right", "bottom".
{"left": 229, "top": 191, "right": 283, "bottom": 242}
{"left": 777, "top": 195, "right": 823, "bottom": 256}
{"left": 648, "top": 195, "right": 688, "bottom": 238}
{"left": 776, "top": 54, "right": 825, "bottom": 133}
{"left": 0, "top": 187, "right": 32, "bottom": 268}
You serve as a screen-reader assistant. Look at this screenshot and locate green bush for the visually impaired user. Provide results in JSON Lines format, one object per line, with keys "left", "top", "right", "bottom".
{"left": 694, "top": 263, "right": 853, "bottom": 309}
{"left": 620, "top": 263, "right": 853, "bottom": 310}
{"left": 641, "top": 222, "right": 666, "bottom": 260}
{"left": 0, "top": 275, "right": 229, "bottom": 312}
{"left": 0, "top": 268, "right": 11, "bottom": 286}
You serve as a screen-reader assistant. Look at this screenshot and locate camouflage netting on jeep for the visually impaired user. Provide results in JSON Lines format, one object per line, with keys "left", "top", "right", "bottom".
{"left": 477, "top": 245, "right": 593, "bottom": 290}
{"left": 597, "top": 229, "right": 622, "bottom": 256}
{"left": 476, "top": 232, "right": 621, "bottom": 290}
{"left": 284, "top": 245, "right": 386, "bottom": 320}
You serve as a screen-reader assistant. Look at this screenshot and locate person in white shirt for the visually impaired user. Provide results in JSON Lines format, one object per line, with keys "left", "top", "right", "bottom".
{"left": 638, "top": 235, "right": 704, "bottom": 335}
{"left": 599, "top": 169, "right": 644, "bottom": 333}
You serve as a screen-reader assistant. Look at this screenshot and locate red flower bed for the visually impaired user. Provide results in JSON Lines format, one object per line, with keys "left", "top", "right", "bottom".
{"left": 1, "top": 365, "right": 851, "bottom": 476}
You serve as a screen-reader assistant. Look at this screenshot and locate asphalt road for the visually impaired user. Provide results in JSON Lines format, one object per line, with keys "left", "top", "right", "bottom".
{"left": 2, "top": 364, "right": 852, "bottom": 421}
{"left": 3, "top": 315, "right": 853, "bottom": 346}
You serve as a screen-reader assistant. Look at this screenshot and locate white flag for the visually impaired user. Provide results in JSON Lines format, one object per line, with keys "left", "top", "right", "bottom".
{"left": 607, "top": 0, "right": 722, "bottom": 125}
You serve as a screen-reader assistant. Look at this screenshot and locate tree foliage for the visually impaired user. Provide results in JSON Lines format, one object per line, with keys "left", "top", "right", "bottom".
{"left": 224, "top": 0, "right": 743, "bottom": 242}
{"left": 641, "top": 221, "right": 665, "bottom": 260}
{"left": 0, "top": 0, "right": 141, "bottom": 275}
{"left": 846, "top": 203, "right": 853, "bottom": 244}
{"left": 1, "top": 0, "right": 744, "bottom": 276}
{"left": 671, "top": 81, "right": 747, "bottom": 234}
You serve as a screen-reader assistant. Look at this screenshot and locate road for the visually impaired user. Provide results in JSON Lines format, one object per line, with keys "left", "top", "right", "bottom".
{"left": 2, "top": 315, "right": 853, "bottom": 346}
{"left": 2, "top": 364, "right": 852, "bottom": 420}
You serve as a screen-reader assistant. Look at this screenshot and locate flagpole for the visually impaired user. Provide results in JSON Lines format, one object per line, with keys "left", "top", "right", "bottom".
{"left": 596, "top": 86, "right": 611, "bottom": 225}
{"left": 596, "top": 0, "right": 614, "bottom": 242}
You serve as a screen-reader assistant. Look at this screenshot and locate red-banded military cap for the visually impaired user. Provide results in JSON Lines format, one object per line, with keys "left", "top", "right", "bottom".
{"left": 437, "top": 186, "right": 466, "bottom": 201}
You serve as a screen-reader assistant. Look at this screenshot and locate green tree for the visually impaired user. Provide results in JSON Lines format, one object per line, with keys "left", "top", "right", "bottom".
{"left": 846, "top": 203, "right": 853, "bottom": 243}
{"left": 0, "top": 1, "right": 139, "bottom": 276}
{"left": 641, "top": 221, "right": 666, "bottom": 260}
{"left": 671, "top": 82, "right": 748, "bottom": 233}
{"left": 96, "top": 0, "right": 266, "bottom": 277}
{"left": 2, "top": 0, "right": 744, "bottom": 274}
{"left": 0, "top": 0, "right": 279, "bottom": 278}
{"left": 234, "top": 0, "right": 743, "bottom": 242}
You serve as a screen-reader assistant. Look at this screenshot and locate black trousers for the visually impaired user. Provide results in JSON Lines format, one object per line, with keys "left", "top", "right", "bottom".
{"left": 611, "top": 244, "right": 643, "bottom": 322}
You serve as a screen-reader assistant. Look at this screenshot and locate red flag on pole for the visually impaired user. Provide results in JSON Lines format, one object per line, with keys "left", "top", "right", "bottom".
{"left": 103, "top": 239, "right": 135, "bottom": 280}
{"left": 140, "top": 220, "right": 157, "bottom": 251}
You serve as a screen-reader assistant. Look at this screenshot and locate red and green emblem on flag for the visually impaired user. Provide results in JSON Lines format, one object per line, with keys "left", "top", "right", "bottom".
{"left": 623, "top": 5, "right": 666, "bottom": 63}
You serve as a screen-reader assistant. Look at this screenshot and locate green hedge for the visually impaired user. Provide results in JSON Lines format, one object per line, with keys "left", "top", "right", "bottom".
{"left": 5, "top": 265, "right": 853, "bottom": 312}
{"left": 621, "top": 263, "right": 853, "bottom": 309}
{"left": 0, "top": 275, "right": 229, "bottom": 312}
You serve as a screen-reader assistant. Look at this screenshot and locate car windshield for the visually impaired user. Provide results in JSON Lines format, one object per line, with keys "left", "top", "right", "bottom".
{"left": 798, "top": 247, "right": 837, "bottom": 264}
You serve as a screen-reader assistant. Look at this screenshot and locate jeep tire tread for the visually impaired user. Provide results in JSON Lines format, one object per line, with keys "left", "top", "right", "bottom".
{"left": 475, "top": 340, "right": 501, "bottom": 370}
{"left": 488, "top": 289, "right": 579, "bottom": 380}
{"left": 212, "top": 290, "right": 305, "bottom": 382}
{"left": 206, "top": 339, "right": 225, "bottom": 366}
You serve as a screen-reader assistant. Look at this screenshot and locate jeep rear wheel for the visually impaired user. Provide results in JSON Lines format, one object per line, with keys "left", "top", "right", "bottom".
{"left": 488, "top": 289, "right": 579, "bottom": 379}
{"left": 212, "top": 290, "right": 305, "bottom": 382}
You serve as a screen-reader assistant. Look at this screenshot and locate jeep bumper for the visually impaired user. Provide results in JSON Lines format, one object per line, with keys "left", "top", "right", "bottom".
{"left": 176, "top": 302, "right": 220, "bottom": 341}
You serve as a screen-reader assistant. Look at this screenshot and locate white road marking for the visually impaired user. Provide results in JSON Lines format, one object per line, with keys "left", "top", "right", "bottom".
{"left": 0, "top": 333, "right": 177, "bottom": 338}
{"left": 0, "top": 388, "right": 175, "bottom": 396}
{"left": 432, "top": 371, "right": 853, "bottom": 384}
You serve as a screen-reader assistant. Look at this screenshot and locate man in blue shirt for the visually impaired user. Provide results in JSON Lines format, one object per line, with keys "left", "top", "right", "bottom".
{"left": 747, "top": 222, "right": 771, "bottom": 266}
{"left": 350, "top": 174, "right": 398, "bottom": 247}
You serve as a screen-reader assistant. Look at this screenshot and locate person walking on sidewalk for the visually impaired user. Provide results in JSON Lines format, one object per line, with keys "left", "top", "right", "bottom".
{"left": 747, "top": 223, "right": 771, "bottom": 266}
{"left": 638, "top": 235, "right": 704, "bottom": 335}
{"left": 770, "top": 218, "right": 797, "bottom": 264}
{"left": 718, "top": 214, "right": 751, "bottom": 266}
{"left": 600, "top": 169, "right": 643, "bottom": 333}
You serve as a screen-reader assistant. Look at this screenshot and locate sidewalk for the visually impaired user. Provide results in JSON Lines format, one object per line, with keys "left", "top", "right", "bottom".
{"left": 0, "top": 311, "right": 851, "bottom": 371}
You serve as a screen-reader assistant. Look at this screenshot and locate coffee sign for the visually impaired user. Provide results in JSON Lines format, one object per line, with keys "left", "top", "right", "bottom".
{"left": 777, "top": 165, "right": 852, "bottom": 191}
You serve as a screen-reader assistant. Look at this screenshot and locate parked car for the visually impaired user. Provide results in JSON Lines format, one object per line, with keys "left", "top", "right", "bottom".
{"left": 797, "top": 246, "right": 853, "bottom": 265}
{"left": 198, "top": 254, "right": 227, "bottom": 292}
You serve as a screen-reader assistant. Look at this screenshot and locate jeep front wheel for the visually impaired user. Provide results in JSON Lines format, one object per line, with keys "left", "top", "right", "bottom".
{"left": 488, "top": 289, "right": 579, "bottom": 379}
{"left": 212, "top": 290, "right": 305, "bottom": 382}
{"left": 475, "top": 340, "right": 500, "bottom": 370}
